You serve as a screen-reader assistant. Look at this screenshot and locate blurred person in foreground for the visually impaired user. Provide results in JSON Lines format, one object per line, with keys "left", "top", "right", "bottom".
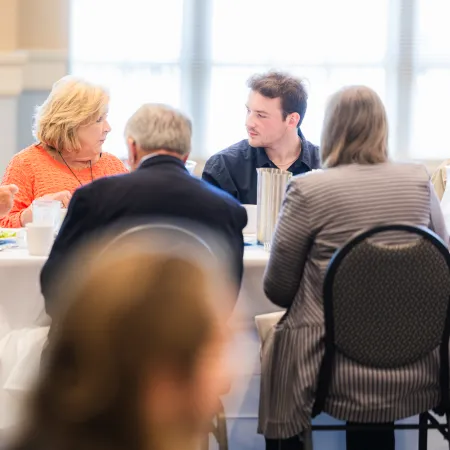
{"left": 258, "top": 86, "right": 448, "bottom": 450}
{"left": 0, "top": 185, "right": 18, "bottom": 218}
{"left": 13, "top": 245, "right": 234, "bottom": 450}
{"left": 0, "top": 76, "right": 128, "bottom": 228}
{"left": 202, "top": 71, "right": 320, "bottom": 204}
{"left": 40, "top": 103, "right": 247, "bottom": 313}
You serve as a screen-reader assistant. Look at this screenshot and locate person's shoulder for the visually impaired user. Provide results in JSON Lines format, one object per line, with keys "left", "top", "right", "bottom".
{"left": 293, "top": 162, "right": 430, "bottom": 192}
{"left": 99, "top": 152, "right": 129, "bottom": 173}
{"left": 3, "top": 145, "right": 44, "bottom": 178}
{"left": 78, "top": 164, "right": 128, "bottom": 197}
{"left": 291, "top": 167, "right": 328, "bottom": 191}
{"left": 205, "top": 139, "right": 252, "bottom": 167}
{"left": 88, "top": 169, "right": 127, "bottom": 191}
{"left": 385, "top": 160, "right": 430, "bottom": 180}
{"left": 303, "top": 138, "right": 319, "bottom": 152}
{"left": 290, "top": 163, "right": 357, "bottom": 192}
{"left": 301, "top": 138, "right": 321, "bottom": 168}
{"left": 9, "top": 144, "right": 41, "bottom": 165}
{"left": 196, "top": 176, "right": 243, "bottom": 209}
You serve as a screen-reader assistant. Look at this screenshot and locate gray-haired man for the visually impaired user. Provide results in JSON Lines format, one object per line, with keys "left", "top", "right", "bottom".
{"left": 41, "top": 104, "right": 247, "bottom": 314}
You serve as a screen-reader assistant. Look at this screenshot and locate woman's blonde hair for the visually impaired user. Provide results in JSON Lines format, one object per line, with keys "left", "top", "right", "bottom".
{"left": 320, "top": 85, "right": 389, "bottom": 168}
{"left": 33, "top": 76, "right": 109, "bottom": 153}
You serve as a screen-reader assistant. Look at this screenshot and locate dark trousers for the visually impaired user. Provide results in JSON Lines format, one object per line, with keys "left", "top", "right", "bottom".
{"left": 265, "top": 422, "right": 395, "bottom": 450}
{"left": 265, "top": 435, "right": 303, "bottom": 450}
{"left": 346, "top": 422, "right": 395, "bottom": 450}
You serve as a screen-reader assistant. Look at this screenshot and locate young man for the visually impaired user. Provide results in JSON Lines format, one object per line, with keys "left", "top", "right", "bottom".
{"left": 202, "top": 71, "right": 320, "bottom": 204}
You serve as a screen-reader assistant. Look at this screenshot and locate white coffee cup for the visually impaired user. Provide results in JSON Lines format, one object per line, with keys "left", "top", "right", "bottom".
{"left": 243, "top": 204, "right": 257, "bottom": 235}
{"left": 26, "top": 224, "right": 54, "bottom": 256}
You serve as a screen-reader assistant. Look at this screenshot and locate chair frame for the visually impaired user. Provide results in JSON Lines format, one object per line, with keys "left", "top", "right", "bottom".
{"left": 104, "top": 222, "right": 213, "bottom": 254}
{"left": 310, "top": 224, "right": 450, "bottom": 449}
{"left": 203, "top": 400, "right": 228, "bottom": 450}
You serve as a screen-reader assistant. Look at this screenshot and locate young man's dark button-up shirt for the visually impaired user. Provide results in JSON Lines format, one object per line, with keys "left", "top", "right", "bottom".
{"left": 202, "top": 130, "right": 321, "bottom": 204}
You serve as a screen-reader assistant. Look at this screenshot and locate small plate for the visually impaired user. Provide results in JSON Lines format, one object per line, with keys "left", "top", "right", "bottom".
{"left": 0, "top": 230, "right": 17, "bottom": 240}
{"left": 0, "top": 238, "right": 17, "bottom": 251}
{"left": 0, "top": 238, "right": 16, "bottom": 245}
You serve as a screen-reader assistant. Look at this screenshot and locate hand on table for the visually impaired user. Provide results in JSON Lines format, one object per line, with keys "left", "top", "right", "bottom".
{"left": 20, "top": 190, "right": 72, "bottom": 226}
{"left": 0, "top": 184, "right": 19, "bottom": 218}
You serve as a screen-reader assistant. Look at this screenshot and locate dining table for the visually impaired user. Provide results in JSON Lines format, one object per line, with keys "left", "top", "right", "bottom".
{"left": 0, "top": 242, "right": 281, "bottom": 444}
{"left": 0, "top": 243, "right": 436, "bottom": 450}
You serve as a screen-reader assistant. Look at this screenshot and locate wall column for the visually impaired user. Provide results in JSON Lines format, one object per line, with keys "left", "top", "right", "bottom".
{"left": 0, "top": 0, "right": 69, "bottom": 175}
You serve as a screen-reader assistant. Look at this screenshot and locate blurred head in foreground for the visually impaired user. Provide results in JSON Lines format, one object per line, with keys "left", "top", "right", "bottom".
{"left": 15, "top": 244, "right": 233, "bottom": 450}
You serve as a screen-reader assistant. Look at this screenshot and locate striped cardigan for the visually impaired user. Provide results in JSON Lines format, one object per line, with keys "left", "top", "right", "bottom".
{"left": 258, "top": 162, "right": 449, "bottom": 439}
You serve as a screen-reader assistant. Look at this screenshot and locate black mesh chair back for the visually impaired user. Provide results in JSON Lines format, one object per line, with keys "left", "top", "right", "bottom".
{"left": 313, "top": 224, "right": 450, "bottom": 419}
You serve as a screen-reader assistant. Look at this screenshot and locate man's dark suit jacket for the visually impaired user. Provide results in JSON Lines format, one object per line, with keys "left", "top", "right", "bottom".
{"left": 40, "top": 155, "right": 247, "bottom": 315}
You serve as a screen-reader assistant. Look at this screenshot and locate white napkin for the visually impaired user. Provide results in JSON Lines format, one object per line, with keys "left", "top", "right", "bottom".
{"left": 254, "top": 311, "right": 285, "bottom": 344}
{"left": 3, "top": 326, "right": 49, "bottom": 395}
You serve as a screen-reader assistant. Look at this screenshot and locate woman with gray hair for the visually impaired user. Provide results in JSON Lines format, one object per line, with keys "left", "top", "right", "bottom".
{"left": 258, "top": 86, "right": 448, "bottom": 450}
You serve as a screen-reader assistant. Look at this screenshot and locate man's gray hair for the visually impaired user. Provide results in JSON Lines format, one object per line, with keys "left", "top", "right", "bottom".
{"left": 125, "top": 104, "right": 192, "bottom": 156}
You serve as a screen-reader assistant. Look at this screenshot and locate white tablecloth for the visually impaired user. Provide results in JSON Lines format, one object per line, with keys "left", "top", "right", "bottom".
{"left": 0, "top": 245, "right": 276, "bottom": 437}
{"left": 0, "top": 246, "right": 272, "bottom": 327}
{"left": 0, "top": 247, "right": 434, "bottom": 450}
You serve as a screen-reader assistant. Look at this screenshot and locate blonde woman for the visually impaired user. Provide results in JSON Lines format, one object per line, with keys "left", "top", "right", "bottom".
{"left": 12, "top": 241, "right": 233, "bottom": 450}
{"left": 0, "top": 76, "right": 128, "bottom": 228}
{"left": 258, "top": 86, "right": 448, "bottom": 450}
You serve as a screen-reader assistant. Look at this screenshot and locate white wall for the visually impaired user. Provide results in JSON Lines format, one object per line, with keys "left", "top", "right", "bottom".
{"left": 0, "top": 0, "right": 68, "bottom": 175}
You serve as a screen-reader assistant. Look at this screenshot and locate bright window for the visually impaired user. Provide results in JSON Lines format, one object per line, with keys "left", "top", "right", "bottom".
{"left": 410, "top": 0, "right": 450, "bottom": 159}
{"left": 70, "top": 0, "right": 183, "bottom": 158}
{"left": 70, "top": 0, "right": 442, "bottom": 162}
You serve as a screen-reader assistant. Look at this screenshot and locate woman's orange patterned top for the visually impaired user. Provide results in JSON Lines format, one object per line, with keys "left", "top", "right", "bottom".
{"left": 0, "top": 144, "right": 128, "bottom": 228}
